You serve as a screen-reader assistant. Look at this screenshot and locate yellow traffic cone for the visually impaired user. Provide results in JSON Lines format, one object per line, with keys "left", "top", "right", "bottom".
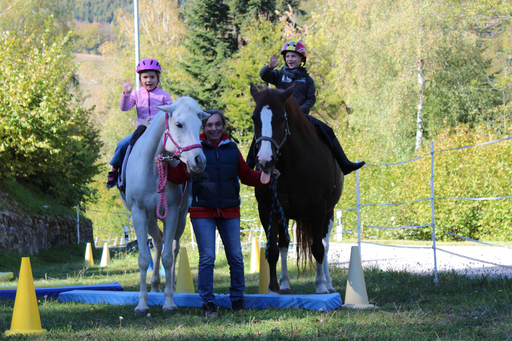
{"left": 343, "top": 246, "right": 375, "bottom": 309}
{"left": 5, "top": 257, "right": 47, "bottom": 336}
{"left": 258, "top": 247, "right": 270, "bottom": 294}
{"left": 100, "top": 243, "right": 111, "bottom": 267}
{"left": 175, "top": 247, "right": 194, "bottom": 293}
{"left": 249, "top": 237, "right": 260, "bottom": 274}
{"left": 84, "top": 242, "right": 94, "bottom": 268}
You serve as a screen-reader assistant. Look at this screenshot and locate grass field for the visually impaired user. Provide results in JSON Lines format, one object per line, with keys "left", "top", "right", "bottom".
{"left": 0, "top": 243, "right": 511, "bottom": 340}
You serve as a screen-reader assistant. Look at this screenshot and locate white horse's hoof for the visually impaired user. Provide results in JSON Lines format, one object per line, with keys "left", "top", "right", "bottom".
{"left": 279, "top": 288, "right": 292, "bottom": 295}
{"left": 150, "top": 287, "right": 161, "bottom": 293}
{"left": 328, "top": 288, "right": 336, "bottom": 294}
{"left": 162, "top": 307, "right": 178, "bottom": 314}
{"left": 315, "top": 290, "right": 329, "bottom": 295}
{"left": 134, "top": 308, "right": 150, "bottom": 316}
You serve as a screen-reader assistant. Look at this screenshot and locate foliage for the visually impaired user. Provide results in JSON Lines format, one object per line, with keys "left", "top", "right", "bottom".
{"left": 222, "top": 15, "right": 285, "bottom": 142}
{"left": 307, "top": 0, "right": 508, "bottom": 163}
{"left": 168, "top": 0, "right": 237, "bottom": 110}
{"left": 73, "top": 22, "right": 112, "bottom": 54}
{"left": 338, "top": 123, "right": 512, "bottom": 242}
{"left": 68, "top": 0, "right": 133, "bottom": 23}
{"left": 0, "top": 16, "right": 102, "bottom": 206}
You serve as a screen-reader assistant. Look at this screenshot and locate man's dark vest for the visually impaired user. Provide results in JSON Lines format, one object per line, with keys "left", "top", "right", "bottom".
{"left": 191, "top": 140, "right": 240, "bottom": 208}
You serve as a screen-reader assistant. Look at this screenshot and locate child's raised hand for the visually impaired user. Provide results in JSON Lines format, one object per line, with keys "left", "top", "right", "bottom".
{"left": 122, "top": 80, "right": 134, "bottom": 94}
{"left": 269, "top": 54, "right": 279, "bottom": 69}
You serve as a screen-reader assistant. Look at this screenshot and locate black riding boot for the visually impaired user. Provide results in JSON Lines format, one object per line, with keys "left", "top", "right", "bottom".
{"left": 246, "top": 139, "right": 257, "bottom": 169}
{"left": 331, "top": 139, "right": 365, "bottom": 175}
{"left": 306, "top": 115, "right": 365, "bottom": 175}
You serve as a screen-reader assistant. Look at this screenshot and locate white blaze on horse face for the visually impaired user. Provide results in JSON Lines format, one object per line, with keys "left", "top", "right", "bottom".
{"left": 258, "top": 105, "right": 273, "bottom": 167}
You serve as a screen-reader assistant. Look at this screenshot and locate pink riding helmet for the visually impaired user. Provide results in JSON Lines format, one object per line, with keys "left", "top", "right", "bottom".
{"left": 136, "top": 58, "right": 162, "bottom": 74}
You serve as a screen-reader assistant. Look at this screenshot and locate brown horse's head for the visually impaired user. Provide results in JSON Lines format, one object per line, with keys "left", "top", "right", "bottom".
{"left": 250, "top": 84, "right": 297, "bottom": 172}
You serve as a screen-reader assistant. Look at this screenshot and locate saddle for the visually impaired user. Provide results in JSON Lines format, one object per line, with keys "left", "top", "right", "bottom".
{"left": 117, "top": 125, "right": 147, "bottom": 194}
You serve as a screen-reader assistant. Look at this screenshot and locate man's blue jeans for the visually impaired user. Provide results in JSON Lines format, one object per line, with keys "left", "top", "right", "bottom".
{"left": 191, "top": 217, "right": 244, "bottom": 306}
{"left": 109, "top": 134, "right": 132, "bottom": 169}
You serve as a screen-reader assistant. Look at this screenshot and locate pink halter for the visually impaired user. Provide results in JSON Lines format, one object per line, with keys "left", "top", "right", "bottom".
{"left": 162, "top": 112, "right": 203, "bottom": 159}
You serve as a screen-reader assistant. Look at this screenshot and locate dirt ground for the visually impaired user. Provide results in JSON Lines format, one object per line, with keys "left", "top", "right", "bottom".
{"left": 328, "top": 242, "right": 512, "bottom": 278}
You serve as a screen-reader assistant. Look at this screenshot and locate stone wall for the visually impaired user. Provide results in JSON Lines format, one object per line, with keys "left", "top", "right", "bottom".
{"left": 0, "top": 210, "right": 93, "bottom": 255}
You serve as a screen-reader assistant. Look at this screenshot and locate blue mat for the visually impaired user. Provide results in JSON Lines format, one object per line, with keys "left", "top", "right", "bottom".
{"left": 58, "top": 290, "right": 342, "bottom": 311}
{"left": 0, "top": 282, "right": 124, "bottom": 300}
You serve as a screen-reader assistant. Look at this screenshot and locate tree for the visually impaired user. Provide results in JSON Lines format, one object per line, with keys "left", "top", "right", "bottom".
{"left": 0, "top": 16, "right": 102, "bottom": 206}
{"left": 166, "top": 0, "right": 236, "bottom": 110}
{"left": 222, "top": 15, "right": 285, "bottom": 141}
{"left": 307, "top": 0, "right": 505, "bottom": 162}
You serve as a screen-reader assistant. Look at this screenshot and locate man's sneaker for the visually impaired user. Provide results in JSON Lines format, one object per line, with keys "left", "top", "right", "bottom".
{"left": 202, "top": 302, "right": 218, "bottom": 318}
{"left": 106, "top": 170, "right": 119, "bottom": 189}
{"left": 232, "top": 299, "right": 245, "bottom": 313}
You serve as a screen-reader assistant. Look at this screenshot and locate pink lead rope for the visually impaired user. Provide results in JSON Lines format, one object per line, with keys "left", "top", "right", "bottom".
{"left": 156, "top": 112, "right": 203, "bottom": 219}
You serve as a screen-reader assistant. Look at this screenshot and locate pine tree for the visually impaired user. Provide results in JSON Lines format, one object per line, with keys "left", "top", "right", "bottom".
{"left": 167, "top": 0, "right": 235, "bottom": 109}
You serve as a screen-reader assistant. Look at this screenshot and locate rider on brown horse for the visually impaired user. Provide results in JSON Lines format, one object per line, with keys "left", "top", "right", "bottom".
{"left": 247, "top": 40, "right": 365, "bottom": 175}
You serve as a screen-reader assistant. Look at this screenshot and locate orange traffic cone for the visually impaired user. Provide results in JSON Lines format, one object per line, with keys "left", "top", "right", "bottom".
{"left": 5, "top": 257, "right": 47, "bottom": 336}
{"left": 175, "top": 247, "right": 194, "bottom": 293}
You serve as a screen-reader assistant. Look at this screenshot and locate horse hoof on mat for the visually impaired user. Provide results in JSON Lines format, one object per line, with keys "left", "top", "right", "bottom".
{"left": 328, "top": 288, "right": 336, "bottom": 294}
{"left": 162, "top": 307, "right": 178, "bottom": 314}
{"left": 316, "top": 290, "right": 330, "bottom": 295}
{"left": 134, "top": 308, "right": 150, "bottom": 316}
{"left": 279, "top": 288, "right": 292, "bottom": 295}
{"left": 151, "top": 287, "right": 161, "bottom": 293}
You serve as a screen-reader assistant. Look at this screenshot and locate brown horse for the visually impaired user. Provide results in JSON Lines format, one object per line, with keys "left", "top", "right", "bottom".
{"left": 250, "top": 84, "right": 343, "bottom": 294}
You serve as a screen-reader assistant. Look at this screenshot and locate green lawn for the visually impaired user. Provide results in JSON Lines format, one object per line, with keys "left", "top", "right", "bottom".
{"left": 0, "top": 243, "right": 511, "bottom": 340}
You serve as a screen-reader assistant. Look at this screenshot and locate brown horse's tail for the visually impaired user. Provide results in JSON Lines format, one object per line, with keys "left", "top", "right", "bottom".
{"left": 295, "top": 220, "right": 315, "bottom": 275}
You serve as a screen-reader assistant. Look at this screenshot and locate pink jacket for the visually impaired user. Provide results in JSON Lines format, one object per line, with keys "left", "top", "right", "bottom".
{"left": 119, "top": 87, "right": 173, "bottom": 126}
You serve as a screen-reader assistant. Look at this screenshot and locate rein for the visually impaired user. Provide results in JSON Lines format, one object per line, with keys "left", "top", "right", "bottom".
{"left": 155, "top": 112, "right": 203, "bottom": 219}
{"left": 265, "top": 176, "right": 290, "bottom": 259}
{"left": 257, "top": 112, "right": 291, "bottom": 259}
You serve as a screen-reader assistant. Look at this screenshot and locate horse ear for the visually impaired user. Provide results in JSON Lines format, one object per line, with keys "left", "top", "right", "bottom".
{"left": 250, "top": 84, "right": 259, "bottom": 99}
{"left": 198, "top": 111, "right": 210, "bottom": 121}
{"left": 155, "top": 105, "right": 174, "bottom": 114}
{"left": 281, "top": 83, "right": 296, "bottom": 101}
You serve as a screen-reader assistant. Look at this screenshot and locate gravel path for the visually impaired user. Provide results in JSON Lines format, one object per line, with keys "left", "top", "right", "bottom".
{"left": 327, "top": 242, "right": 512, "bottom": 278}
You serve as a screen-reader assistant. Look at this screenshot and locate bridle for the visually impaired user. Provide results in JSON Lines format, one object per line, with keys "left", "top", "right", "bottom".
{"left": 161, "top": 112, "right": 203, "bottom": 160}
{"left": 255, "top": 112, "right": 291, "bottom": 156}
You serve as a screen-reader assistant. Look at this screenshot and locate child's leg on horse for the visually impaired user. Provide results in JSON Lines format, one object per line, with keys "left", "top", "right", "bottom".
{"left": 306, "top": 116, "right": 365, "bottom": 175}
{"left": 107, "top": 134, "right": 133, "bottom": 188}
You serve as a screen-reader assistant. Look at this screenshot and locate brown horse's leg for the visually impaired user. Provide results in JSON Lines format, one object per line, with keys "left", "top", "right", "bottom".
{"left": 266, "top": 216, "right": 281, "bottom": 295}
{"left": 278, "top": 219, "right": 292, "bottom": 294}
{"left": 310, "top": 216, "right": 330, "bottom": 294}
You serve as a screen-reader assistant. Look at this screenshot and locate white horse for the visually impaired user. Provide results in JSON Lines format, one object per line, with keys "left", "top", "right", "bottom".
{"left": 120, "top": 97, "right": 209, "bottom": 315}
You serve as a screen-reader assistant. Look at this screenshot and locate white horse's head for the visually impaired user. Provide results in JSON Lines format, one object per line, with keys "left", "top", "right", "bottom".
{"left": 156, "top": 97, "right": 210, "bottom": 173}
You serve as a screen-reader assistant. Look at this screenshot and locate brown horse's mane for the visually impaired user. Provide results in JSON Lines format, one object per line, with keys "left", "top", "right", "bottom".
{"left": 266, "top": 88, "right": 319, "bottom": 152}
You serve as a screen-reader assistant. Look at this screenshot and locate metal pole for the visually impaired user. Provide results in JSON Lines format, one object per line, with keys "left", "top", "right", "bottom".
{"left": 76, "top": 205, "right": 80, "bottom": 244}
{"left": 134, "top": 0, "right": 141, "bottom": 90}
{"left": 356, "top": 159, "right": 361, "bottom": 257}
{"left": 430, "top": 142, "right": 439, "bottom": 285}
{"left": 336, "top": 210, "right": 343, "bottom": 242}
